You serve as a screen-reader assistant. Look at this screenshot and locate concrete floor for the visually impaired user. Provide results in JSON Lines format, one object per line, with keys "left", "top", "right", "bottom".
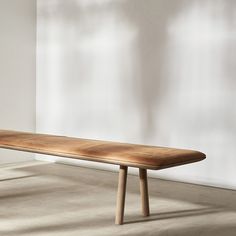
{"left": 0, "top": 161, "right": 235, "bottom": 236}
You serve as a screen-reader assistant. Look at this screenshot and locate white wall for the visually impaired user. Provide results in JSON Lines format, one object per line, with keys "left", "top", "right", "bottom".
{"left": 37, "top": 0, "right": 236, "bottom": 189}
{"left": 0, "top": 0, "right": 36, "bottom": 164}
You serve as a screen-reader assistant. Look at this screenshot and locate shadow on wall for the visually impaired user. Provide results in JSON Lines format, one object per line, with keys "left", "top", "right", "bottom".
{"left": 38, "top": 0, "right": 236, "bottom": 141}
{"left": 38, "top": 0, "right": 186, "bottom": 142}
{"left": 119, "top": 0, "right": 185, "bottom": 142}
{"left": 37, "top": 0, "right": 236, "bottom": 187}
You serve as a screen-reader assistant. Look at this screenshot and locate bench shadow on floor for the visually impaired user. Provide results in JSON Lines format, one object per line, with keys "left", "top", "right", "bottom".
{"left": 0, "top": 161, "right": 236, "bottom": 236}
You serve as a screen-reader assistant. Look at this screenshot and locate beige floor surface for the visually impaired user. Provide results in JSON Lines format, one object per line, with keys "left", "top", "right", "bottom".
{"left": 0, "top": 161, "right": 235, "bottom": 236}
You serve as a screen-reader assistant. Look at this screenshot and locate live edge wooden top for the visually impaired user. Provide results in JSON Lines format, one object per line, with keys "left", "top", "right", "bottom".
{"left": 0, "top": 130, "right": 205, "bottom": 170}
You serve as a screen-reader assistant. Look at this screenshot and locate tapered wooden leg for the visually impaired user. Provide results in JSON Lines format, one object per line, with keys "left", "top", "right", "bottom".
{"left": 139, "top": 168, "right": 150, "bottom": 216}
{"left": 115, "top": 165, "right": 128, "bottom": 225}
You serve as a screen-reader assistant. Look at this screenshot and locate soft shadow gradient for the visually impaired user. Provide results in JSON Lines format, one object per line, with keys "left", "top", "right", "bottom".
{"left": 37, "top": 0, "right": 236, "bottom": 188}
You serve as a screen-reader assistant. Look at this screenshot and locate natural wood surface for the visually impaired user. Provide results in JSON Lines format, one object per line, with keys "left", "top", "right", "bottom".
{"left": 139, "top": 168, "right": 150, "bottom": 217}
{"left": 115, "top": 165, "right": 128, "bottom": 225}
{"left": 0, "top": 130, "right": 205, "bottom": 170}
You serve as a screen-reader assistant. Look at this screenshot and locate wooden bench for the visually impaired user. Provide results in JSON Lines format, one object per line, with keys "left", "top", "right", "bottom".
{"left": 0, "top": 130, "right": 206, "bottom": 224}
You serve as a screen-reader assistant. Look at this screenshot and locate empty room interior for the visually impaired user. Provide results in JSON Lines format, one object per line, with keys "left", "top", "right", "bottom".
{"left": 0, "top": 0, "right": 236, "bottom": 235}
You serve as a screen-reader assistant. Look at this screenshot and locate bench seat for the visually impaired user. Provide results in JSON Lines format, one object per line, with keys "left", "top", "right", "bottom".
{"left": 0, "top": 130, "right": 205, "bottom": 170}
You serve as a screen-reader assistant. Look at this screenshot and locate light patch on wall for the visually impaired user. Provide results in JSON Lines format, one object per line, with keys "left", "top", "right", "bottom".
{"left": 37, "top": 0, "right": 140, "bottom": 140}
{"left": 168, "top": 2, "right": 236, "bottom": 43}
{"left": 78, "top": 0, "right": 121, "bottom": 9}
{"left": 154, "top": 1, "right": 236, "bottom": 188}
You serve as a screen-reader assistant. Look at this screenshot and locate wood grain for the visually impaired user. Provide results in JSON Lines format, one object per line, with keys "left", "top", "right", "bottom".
{"left": 0, "top": 130, "right": 206, "bottom": 170}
